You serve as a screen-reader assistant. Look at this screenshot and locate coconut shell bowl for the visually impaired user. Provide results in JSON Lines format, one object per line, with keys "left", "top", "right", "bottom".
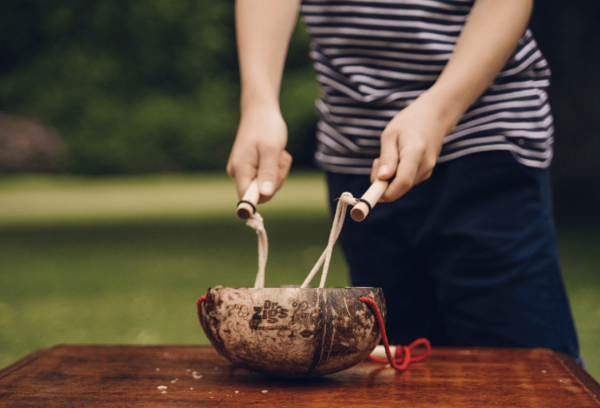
{"left": 198, "top": 286, "right": 386, "bottom": 376}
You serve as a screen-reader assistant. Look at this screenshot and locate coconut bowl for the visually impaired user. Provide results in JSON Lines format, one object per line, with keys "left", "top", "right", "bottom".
{"left": 198, "top": 286, "right": 386, "bottom": 377}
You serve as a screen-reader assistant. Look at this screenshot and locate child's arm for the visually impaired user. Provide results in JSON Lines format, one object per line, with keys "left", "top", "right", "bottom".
{"left": 226, "top": 0, "right": 300, "bottom": 203}
{"left": 375, "top": 0, "right": 534, "bottom": 202}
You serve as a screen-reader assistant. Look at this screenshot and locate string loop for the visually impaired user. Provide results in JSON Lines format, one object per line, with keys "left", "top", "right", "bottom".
{"left": 360, "top": 296, "right": 431, "bottom": 371}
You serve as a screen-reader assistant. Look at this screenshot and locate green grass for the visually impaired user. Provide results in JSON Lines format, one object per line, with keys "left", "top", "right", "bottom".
{"left": 556, "top": 224, "right": 600, "bottom": 379}
{"left": 0, "top": 215, "right": 350, "bottom": 363}
{"left": 0, "top": 172, "right": 329, "bottom": 225}
{"left": 0, "top": 173, "right": 598, "bottom": 382}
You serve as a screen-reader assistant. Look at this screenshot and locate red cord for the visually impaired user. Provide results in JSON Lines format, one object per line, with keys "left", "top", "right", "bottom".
{"left": 197, "top": 295, "right": 207, "bottom": 332}
{"left": 360, "top": 296, "right": 431, "bottom": 371}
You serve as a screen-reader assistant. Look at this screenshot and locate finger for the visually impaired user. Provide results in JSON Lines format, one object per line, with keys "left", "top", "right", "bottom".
{"left": 226, "top": 147, "right": 259, "bottom": 200}
{"left": 377, "top": 131, "right": 400, "bottom": 181}
{"left": 275, "top": 150, "right": 293, "bottom": 192}
{"left": 234, "top": 166, "right": 258, "bottom": 201}
{"left": 414, "top": 153, "right": 437, "bottom": 185}
{"left": 381, "top": 147, "right": 421, "bottom": 202}
{"left": 256, "top": 145, "right": 282, "bottom": 202}
{"left": 370, "top": 158, "right": 381, "bottom": 183}
{"left": 415, "top": 165, "right": 434, "bottom": 185}
{"left": 227, "top": 155, "right": 258, "bottom": 200}
{"left": 416, "top": 169, "right": 433, "bottom": 185}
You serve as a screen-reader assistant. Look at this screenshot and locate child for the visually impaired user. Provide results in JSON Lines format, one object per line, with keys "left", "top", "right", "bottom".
{"left": 227, "top": 0, "right": 580, "bottom": 360}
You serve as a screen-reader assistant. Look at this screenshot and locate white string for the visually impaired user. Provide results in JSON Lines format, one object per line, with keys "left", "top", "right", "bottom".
{"left": 245, "top": 192, "right": 357, "bottom": 289}
{"left": 246, "top": 213, "right": 268, "bottom": 289}
{"left": 301, "top": 192, "right": 358, "bottom": 288}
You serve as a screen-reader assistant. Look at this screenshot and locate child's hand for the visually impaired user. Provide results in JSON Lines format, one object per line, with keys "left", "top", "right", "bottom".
{"left": 226, "top": 105, "right": 292, "bottom": 203}
{"left": 372, "top": 91, "right": 456, "bottom": 202}
{"left": 372, "top": 0, "right": 533, "bottom": 203}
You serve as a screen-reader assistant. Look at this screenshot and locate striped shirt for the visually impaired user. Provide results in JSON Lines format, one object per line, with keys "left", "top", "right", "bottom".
{"left": 300, "top": 0, "right": 554, "bottom": 174}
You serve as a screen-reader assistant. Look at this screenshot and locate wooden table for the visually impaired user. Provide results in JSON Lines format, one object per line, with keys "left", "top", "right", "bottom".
{"left": 1, "top": 345, "right": 598, "bottom": 407}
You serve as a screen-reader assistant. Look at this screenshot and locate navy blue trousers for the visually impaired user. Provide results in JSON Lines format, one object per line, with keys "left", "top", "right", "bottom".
{"left": 326, "top": 151, "right": 579, "bottom": 359}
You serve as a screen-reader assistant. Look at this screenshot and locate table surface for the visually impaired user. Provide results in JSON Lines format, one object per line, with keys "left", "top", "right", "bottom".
{"left": 0, "top": 345, "right": 599, "bottom": 407}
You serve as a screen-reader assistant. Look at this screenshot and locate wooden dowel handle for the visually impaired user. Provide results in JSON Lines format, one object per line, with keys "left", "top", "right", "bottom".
{"left": 370, "top": 344, "right": 397, "bottom": 360}
{"left": 236, "top": 179, "right": 260, "bottom": 219}
{"left": 350, "top": 179, "right": 389, "bottom": 222}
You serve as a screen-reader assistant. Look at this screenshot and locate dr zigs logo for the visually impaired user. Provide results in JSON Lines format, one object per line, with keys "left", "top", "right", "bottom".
{"left": 252, "top": 300, "right": 289, "bottom": 324}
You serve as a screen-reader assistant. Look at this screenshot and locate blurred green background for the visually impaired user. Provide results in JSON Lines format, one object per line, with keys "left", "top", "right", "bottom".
{"left": 0, "top": 0, "right": 599, "bottom": 381}
{"left": 0, "top": 0, "right": 319, "bottom": 174}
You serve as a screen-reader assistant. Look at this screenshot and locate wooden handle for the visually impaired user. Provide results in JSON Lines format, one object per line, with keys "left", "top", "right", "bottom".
{"left": 236, "top": 179, "right": 260, "bottom": 219}
{"left": 370, "top": 344, "right": 397, "bottom": 360}
{"left": 350, "top": 179, "right": 388, "bottom": 222}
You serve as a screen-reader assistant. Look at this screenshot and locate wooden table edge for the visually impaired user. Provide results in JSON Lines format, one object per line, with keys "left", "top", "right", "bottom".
{"left": 0, "top": 345, "right": 55, "bottom": 380}
{"left": 0, "top": 344, "right": 188, "bottom": 379}
{"left": 0, "top": 344, "right": 223, "bottom": 377}
{"left": 2, "top": 345, "right": 599, "bottom": 403}
{"left": 554, "top": 351, "right": 600, "bottom": 402}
